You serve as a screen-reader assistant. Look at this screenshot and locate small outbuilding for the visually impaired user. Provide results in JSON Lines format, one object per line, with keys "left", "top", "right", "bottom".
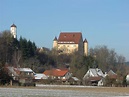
{"left": 68, "top": 77, "right": 81, "bottom": 85}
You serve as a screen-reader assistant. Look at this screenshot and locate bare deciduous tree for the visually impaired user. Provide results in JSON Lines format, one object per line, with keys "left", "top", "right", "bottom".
{"left": 89, "top": 45, "right": 126, "bottom": 74}
{"left": 12, "top": 50, "right": 22, "bottom": 67}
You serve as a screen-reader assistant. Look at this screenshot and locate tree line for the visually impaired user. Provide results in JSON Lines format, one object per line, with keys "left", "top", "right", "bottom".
{"left": 0, "top": 30, "right": 36, "bottom": 67}
{"left": 0, "top": 30, "right": 128, "bottom": 84}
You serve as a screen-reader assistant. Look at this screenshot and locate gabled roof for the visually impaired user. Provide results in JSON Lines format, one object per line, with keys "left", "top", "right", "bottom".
{"left": 43, "top": 69, "right": 68, "bottom": 77}
{"left": 108, "top": 70, "right": 117, "bottom": 75}
{"left": 107, "top": 70, "right": 117, "bottom": 79}
{"left": 18, "top": 68, "right": 33, "bottom": 72}
{"left": 58, "top": 32, "right": 82, "bottom": 44}
{"left": 89, "top": 68, "right": 104, "bottom": 77}
{"left": 6, "top": 66, "right": 19, "bottom": 76}
{"left": 6, "top": 66, "right": 34, "bottom": 76}
{"left": 34, "top": 73, "right": 48, "bottom": 79}
{"left": 71, "top": 77, "right": 80, "bottom": 81}
{"left": 83, "top": 68, "right": 104, "bottom": 80}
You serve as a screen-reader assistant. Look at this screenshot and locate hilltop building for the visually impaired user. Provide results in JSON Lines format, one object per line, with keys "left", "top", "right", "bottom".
{"left": 37, "top": 47, "right": 50, "bottom": 53}
{"left": 53, "top": 32, "right": 88, "bottom": 56}
{"left": 10, "top": 23, "right": 17, "bottom": 38}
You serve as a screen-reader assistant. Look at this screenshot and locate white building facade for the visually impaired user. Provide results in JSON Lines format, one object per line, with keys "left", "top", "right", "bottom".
{"left": 10, "top": 24, "right": 17, "bottom": 38}
{"left": 53, "top": 32, "right": 88, "bottom": 56}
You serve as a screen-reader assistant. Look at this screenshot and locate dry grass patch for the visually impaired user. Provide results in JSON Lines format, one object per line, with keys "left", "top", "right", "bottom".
{"left": 37, "top": 86, "right": 129, "bottom": 94}
{"left": 1, "top": 85, "right": 129, "bottom": 94}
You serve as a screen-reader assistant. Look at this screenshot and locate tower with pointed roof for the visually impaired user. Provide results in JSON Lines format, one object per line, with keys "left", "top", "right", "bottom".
{"left": 83, "top": 39, "right": 88, "bottom": 56}
{"left": 53, "top": 36, "right": 58, "bottom": 49}
{"left": 10, "top": 23, "right": 17, "bottom": 38}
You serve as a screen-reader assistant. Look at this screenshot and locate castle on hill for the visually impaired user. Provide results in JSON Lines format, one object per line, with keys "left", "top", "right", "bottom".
{"left": 53, "top": 32, "right": 88, "bottom": 56}
{"left": 9, "top": 24, "right": 88, "bottom": 56}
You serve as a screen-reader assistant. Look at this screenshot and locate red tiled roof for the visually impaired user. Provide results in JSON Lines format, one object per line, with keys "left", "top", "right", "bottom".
{"left": 58, "top": 32, "right": 82, "bottom": 44}
{"left": 43, "top": 69, "right": 68, "bottom": 77}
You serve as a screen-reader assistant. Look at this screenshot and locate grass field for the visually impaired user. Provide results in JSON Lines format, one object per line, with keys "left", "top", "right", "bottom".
{"left": 0, "top": 85, "right": 129, "bottom": 97}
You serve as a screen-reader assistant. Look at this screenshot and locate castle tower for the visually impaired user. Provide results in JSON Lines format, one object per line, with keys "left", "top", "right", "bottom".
{"left": 84, "top": 38, "right": 88, "bottom": 56}
{"left": 53, "top": 36, "right": 58, "bottom": 49}
{"left": 10, "top": 23, "right": 17, "bottom": 38}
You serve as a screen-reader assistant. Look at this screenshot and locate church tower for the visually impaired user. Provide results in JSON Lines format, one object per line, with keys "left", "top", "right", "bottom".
{"left": 10, "top": 23, "right": 17, "bottom": 38}
{"left": 53, "top": 37, "right": 58, "bottom": 49}
{"left": 84, "top": 38, "right": 88, "bottom": 56}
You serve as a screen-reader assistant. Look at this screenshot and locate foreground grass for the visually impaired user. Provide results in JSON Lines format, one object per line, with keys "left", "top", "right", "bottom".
{"left": 38, "top": 85, "right": 129, "bottom": 94}
{"left": 1, "top": 85, "right": 129, "bottom": 94}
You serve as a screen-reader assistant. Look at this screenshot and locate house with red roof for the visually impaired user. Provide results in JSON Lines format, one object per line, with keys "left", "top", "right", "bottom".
{"left": 43, "top": 68, "right": 72, "bottom": 81}
{"left": 53, "top": 32, "right": 88, "bottom": 56}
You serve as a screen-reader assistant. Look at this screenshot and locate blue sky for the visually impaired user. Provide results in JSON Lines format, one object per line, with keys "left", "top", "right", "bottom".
{"left": 0, "top": 0, "right": 129, "bottom": 61}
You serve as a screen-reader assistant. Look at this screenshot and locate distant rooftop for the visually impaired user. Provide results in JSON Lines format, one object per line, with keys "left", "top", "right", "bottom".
{"left": 58, "top": 32, "right": 82, "bottom": 44}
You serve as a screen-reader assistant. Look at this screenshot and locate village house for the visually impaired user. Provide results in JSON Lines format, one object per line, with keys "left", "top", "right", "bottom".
{"left": 105, "top": 70, "right": 117, "bottom": 79}
{"left": 34, "top": 73, "right": 48, "bottom": 80}
{"left": 43, "top": 68, "right": 72, "bottom": 81}
{"left": 6, "top": 66, "right": 36, "bottom": 86}
{"left": 83, "top": 68, "right": 104, "bottom": 86}
{"left": 98, "top": 70, "right": 118, "bottom": 86}
{"left": 37, "top": 47, "right": 50, "bottom": 53}
{"left": 83, "top": 68, "right": 122, "bottom": 86}
{"left": 53, "top": 32, "right": 88, "bottom": 56}
{"left": 68, "top": 77, "right": 81, "bottom": 85}
{"left": 7, "top": 66, "right": 34, "bottom": 79}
